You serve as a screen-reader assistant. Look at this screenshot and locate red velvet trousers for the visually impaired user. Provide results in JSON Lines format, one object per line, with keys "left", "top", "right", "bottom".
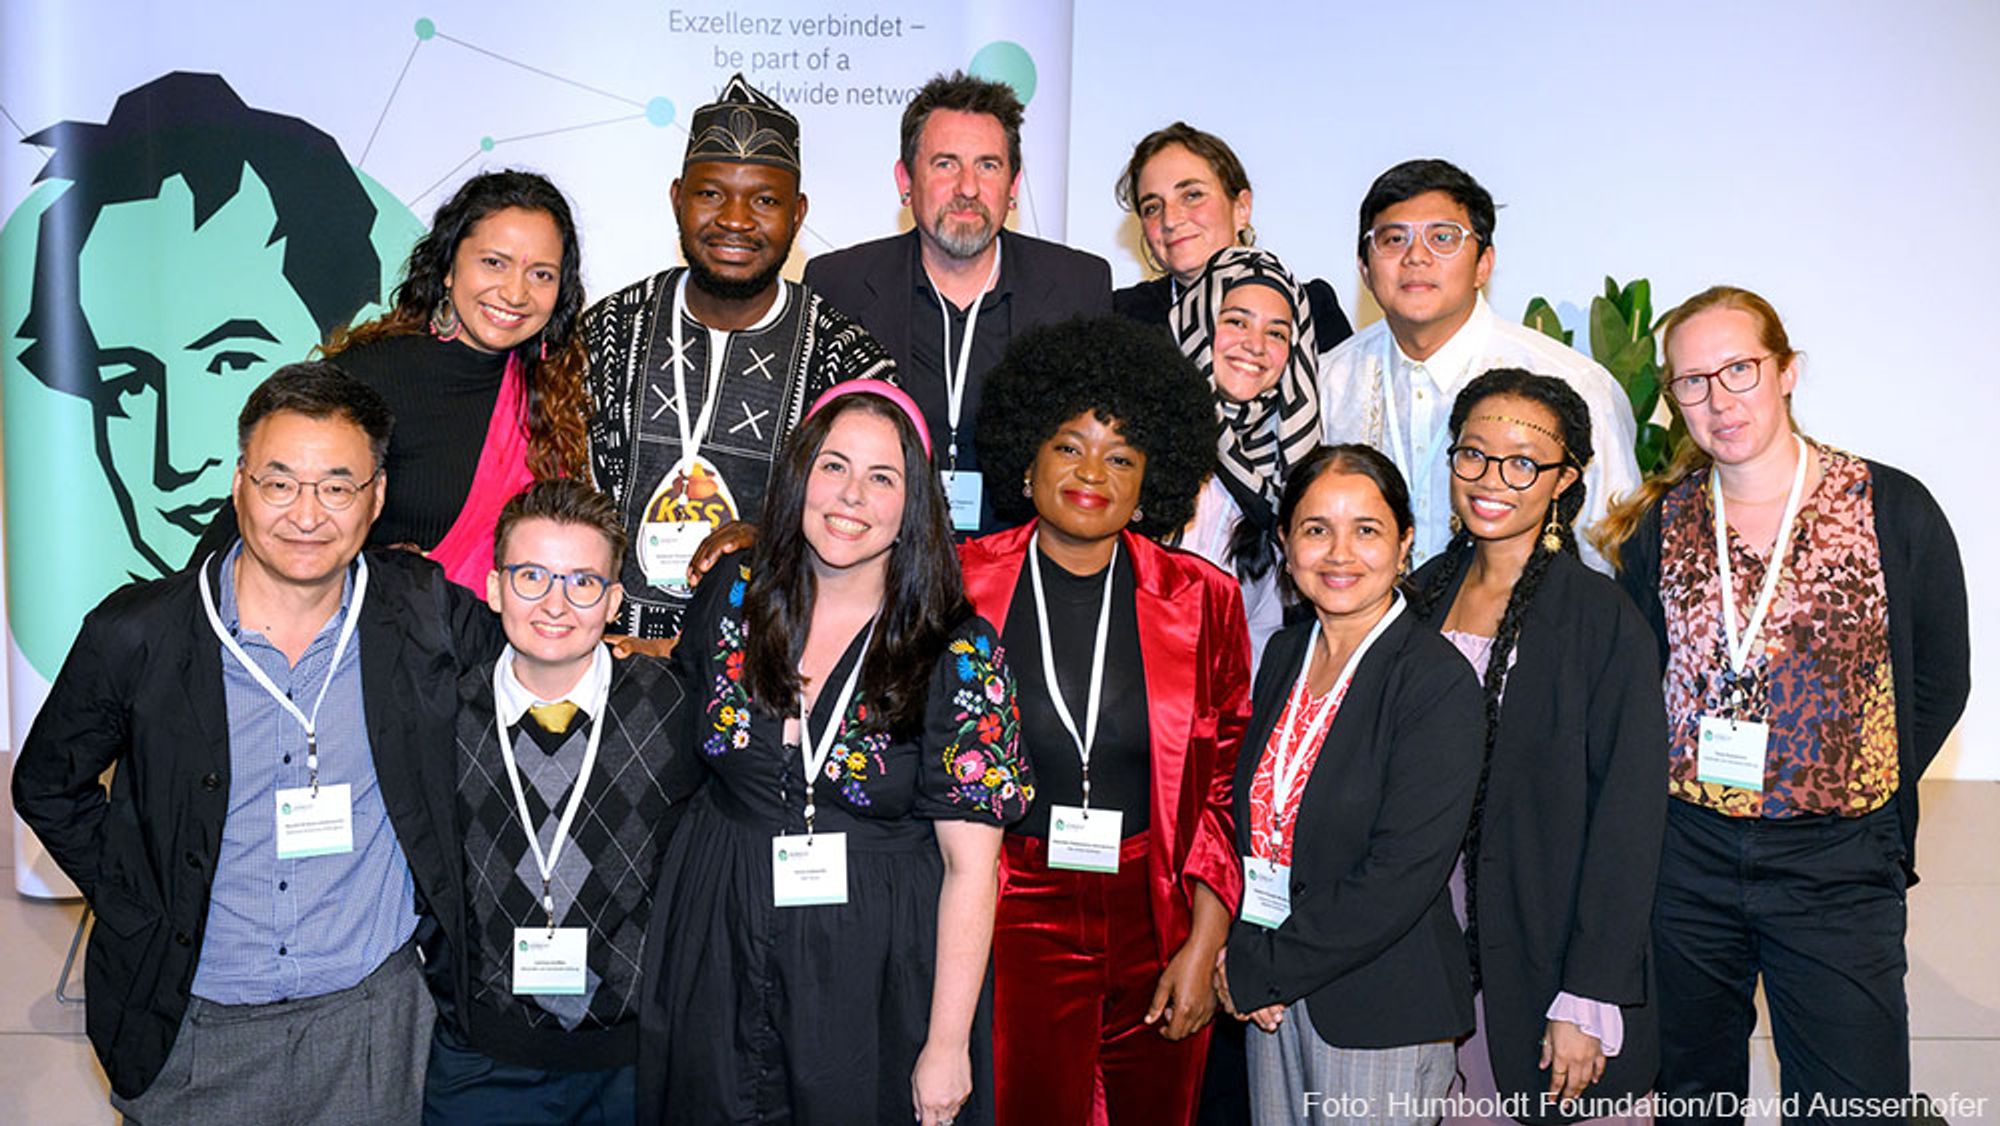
{"left": 992, "top": 833, "right": 1209, "bottom": 1126}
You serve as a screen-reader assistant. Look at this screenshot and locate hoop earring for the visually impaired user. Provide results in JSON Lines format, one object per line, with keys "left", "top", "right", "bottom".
{"left": 1541, "top": 507, "right": 1566, "bottom": 554}
{"left": 1238, "top": 223, "right": 1257, "bottom": 247}
{"left": 431, "top": 294, "right": 461, "bottom": 342}
{"left": 1129, "top": 506, "right": 1145, "bottom": 525}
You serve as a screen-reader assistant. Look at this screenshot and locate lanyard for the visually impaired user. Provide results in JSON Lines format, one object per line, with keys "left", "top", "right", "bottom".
{"left": 1711, "top": 434, "right": 1810, "bottom": 683}
{"left": 669, "top": 272, "right": 730, "bottom": 468}
{"left": 493, "top": 645, "right": 612, "bottom": 935}
{"left": 926, "top": 241, "right": 1003, "bottom": 469}
{"left": 797, "top": 620, "right": 876, "bottom": 837}
{"left": 1027, "top": 531, "right": 1118, "bottom": 811}
{"left": 1267, "top": 595, "right": 1406, "bottom": 830}
{"left": 1375, "top": 357, "right": 1413, "bottom": 475}
{"left": 199, "top": 553, "right": 369, "bottom": 797}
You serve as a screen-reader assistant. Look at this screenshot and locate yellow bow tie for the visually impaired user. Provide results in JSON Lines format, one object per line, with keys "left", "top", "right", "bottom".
{"left": 527, "top": 701, "right": 579, "bottom": 735}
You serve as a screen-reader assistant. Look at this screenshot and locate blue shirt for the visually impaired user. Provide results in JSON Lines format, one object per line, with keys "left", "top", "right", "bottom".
{"left": 189, "top": 543, "right": 418, "bottom": 1004}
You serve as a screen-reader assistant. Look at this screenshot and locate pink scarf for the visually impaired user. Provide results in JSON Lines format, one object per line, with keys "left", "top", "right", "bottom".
{"left": 429, "top": 352, "right": 535, "bottom": 592}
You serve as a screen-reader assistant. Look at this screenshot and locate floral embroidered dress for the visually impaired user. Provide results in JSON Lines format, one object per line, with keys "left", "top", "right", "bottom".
{"left": 642, "top": 553, "right": 1031, "bottom": 1124}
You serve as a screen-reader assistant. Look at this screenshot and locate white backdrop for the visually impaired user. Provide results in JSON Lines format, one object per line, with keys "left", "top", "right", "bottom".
{"left": 0, "top": 0, "right": 1990, "bottom": 797}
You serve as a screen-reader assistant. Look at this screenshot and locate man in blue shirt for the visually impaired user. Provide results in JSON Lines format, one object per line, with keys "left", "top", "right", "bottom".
{"left": 14, "top": 361, "right": 501, "bottom": 1123}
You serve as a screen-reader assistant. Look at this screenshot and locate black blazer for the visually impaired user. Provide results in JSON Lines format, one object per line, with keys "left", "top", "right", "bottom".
{"left": 802, "top": 227, "right": 1112, "bottom": 369}
{"left": 12, "top": 548, "right": 502, "bottom": 1099}
{"left": 1412, "top": 549, "right": 1665, "bottom": 1119}
{"left": 1615, "top": 458, "right": 1969, "bottom": 881}
{"left": 1112, "top": 273, "right": 1356, "bottom": 353}
{"left": 1223, "top": 605, "right": 1483, "bottom": 1049}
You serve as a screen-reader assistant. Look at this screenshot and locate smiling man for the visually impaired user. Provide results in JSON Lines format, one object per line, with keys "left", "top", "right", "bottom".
{"left": 584, "top": 73, "right": 894, "bottom": 639}
{"left": 805, "top": 71, "right": 1112, "bottom": 536}
{"left": 1317, "top": 159, "right": 1639, "bottom": 572}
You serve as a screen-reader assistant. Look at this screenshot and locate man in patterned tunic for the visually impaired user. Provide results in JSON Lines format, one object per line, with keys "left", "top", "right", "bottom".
{"left": 584, "top": 74, "right": 895, "bottom": 638}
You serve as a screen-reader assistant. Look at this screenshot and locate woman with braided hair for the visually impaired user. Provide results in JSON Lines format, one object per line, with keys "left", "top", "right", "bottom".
{"left": 1409, "top": 368, "right": 1665, "bottom": 1122}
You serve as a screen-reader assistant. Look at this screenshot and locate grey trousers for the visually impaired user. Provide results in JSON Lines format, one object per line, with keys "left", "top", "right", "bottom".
{"left": 112, "top": 940, "right": 434, "bottom": 1126}
{"left": 1246, "top": 999, "right": 1455, "bottom": 1125}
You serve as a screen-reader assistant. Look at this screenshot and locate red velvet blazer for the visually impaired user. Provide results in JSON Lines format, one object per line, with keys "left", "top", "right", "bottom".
{"left": 958, "top": 522, "right": 1253, "bottom": 962}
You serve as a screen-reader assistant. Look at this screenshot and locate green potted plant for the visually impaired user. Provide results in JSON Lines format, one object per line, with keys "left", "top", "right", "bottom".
{"left": 1525, "top": 277, "right": 1682, "bottom": 476}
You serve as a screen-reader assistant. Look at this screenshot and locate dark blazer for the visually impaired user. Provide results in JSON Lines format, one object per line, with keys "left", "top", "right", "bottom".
{"left": 1412, "top": 549, "right": 1665, "bottom": 1119}
{"left": 12, "top": 548, "right": 502, "bottom": 1099}
{"left": 803, "top": 227, "right": 1112, "bottom": 369}
{"left": 1112, "top": 273, "right": 1356, "bottom": 353}
{"left": 959, "top": 523, "right": 1254, "bottom": 960}
{"left": 1223, "top": 605, "right": 1484, "bottom": 1049}
{"left": 1615, "top": 458, "right": 1969, "bottom": 882}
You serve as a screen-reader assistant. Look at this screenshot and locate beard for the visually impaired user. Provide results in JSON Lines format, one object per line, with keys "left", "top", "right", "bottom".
{"left": 681, "top": 229, "right": 788, "bottom": 302}
{"left": 927, "top": 199, "right": 998, "bottom": 260}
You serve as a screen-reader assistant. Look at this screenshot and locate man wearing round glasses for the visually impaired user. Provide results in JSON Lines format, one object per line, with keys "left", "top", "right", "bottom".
{"left": 1317, "top": 158, "right": 1640, "bottom": 573}
{"left": 14, "top": 361, "right": 506, "bottom": 1122}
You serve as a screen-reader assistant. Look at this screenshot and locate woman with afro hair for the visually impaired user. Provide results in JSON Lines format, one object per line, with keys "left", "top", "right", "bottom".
{"left": 959, "top": 315, "right": 1254, "bottom": 1125}
{"left": 1409, "top": 368, "right": 1665, "bottom": 1123}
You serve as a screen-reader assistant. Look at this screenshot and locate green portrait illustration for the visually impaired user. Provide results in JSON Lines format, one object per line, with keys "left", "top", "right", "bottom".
{"left": 2, "top": 72, "right": 422, "bottom": 680}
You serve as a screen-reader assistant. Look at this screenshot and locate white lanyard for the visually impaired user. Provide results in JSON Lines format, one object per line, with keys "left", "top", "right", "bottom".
{"left": 1267, "top": 595, "right": 1406, "bottom": 824}
{"left": 1711, "top": 434, "right": 1810, "bottom": 682}
{"left": 199, "top": 553, "right": 369, "bottom": 797}
{"left": 927, "top": 241, "right": 1003, "bottom": 468}
{"left": 798, "top": 620, "right": 876, "bottom": 837}
{"left": 669, "top": 273, "right": 730, "bottom": 467}
{"left": 1027, "top": 531, "right": 1118, "bottom": 811}
{"left": 493, "top": 646, "right": 612, "bottom": 935}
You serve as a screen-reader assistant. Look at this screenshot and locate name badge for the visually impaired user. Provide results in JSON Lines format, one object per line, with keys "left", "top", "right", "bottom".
{"left": 1696, "top": 714, "right": 1769, "bottom": 792}
{"left": 275, "top": 784, "right": 354, "bottom": 859}
{"left": 512, "top": 927, "right": 589, "bottom": 995}
{"left": 639, "top": 455, "right": 739, "bottom": 590}
{"left": 1046, "top": 804, "right": 1123, "bottom": 873}
{"left": 1240, "top": 857, "right": 1292, "bottom": 929}
{"left": 941, "top": 470, "right": 984, "bottom": 533}
{"left": 773, "top": 833, "right": 849, "bottom": 907}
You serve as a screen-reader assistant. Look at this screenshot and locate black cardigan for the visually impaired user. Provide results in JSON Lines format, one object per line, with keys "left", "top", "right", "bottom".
{"left": 1223, "top": 606, "right": 1484, "bottom": 1049}
{"left": 1411, "top": 549, "right": 1666, "bottom": 1120}
{"left": 1614, "top": 457, "right": 1969, "bottom": 881}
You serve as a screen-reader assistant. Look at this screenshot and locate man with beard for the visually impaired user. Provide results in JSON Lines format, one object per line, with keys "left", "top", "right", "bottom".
{"left": 806, "top": 71, "right": 1111, "bottom": 535}
{"left": 583, "top": 74, "right": 895, "bottom": 639}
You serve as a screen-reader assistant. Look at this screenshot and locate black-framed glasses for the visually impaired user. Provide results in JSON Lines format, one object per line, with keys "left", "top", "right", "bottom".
{"left": 242, "top": 468, "right": 379, "bottom": 510}
{"left": 1667, "top": 354, "right": 1771, "bottom": 406}
{"left": 1364, "top": 220, "right": 1475, "bottom": 259}
{"left": 500, "top": 563, "right": 613, "bottom": 608}
{"left": 1447, "top": 445, "right": 1568, "bottom": 490}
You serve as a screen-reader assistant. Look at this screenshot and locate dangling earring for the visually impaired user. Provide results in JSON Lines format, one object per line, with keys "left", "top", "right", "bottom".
{"left": 539, "top": 338, "right": 551, "bottom": 362}
{"left": 1021, "top": 472, "right": 1033, "bottom": 498}
{"left": 431, "top": 294, "right": 461, "bottom": 342}
{"left": 1448, "top": 512, "right": 1464, "bottom": 537}
{"left": 1541, "top": 506, "right": 1566, "bottom": 554}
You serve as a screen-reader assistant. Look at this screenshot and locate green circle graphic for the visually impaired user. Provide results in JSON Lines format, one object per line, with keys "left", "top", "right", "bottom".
{"left": 968, "top": 41, "right": 1037, "bottom": 106}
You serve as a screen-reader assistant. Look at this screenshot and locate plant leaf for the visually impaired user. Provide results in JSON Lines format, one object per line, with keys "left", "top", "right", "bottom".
{"left": 1588, "top": 297, "right": 1630, "bottom": 366}
{"left": 1522, "top": 297, "right": 1574, "bottom": 346}
{"left": 1636, "top": 422, "right": 1672, "bottom": 478}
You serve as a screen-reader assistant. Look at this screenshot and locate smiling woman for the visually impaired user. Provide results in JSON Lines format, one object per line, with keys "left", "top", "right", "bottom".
{"left": 190, "top": 169, "right": 592, "bottom": 591}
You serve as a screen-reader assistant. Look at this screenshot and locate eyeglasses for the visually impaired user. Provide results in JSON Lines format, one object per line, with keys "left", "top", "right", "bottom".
{"left": 500, "top": 563, "right": 614, "bottom": 608}
{"left": 242, "top": 468, "right": 379, "bottom": 510}
{"left": 1447, "top": 445, "right": 1568, "bottom": 490}
{"left": 1667, "top": 355, "right": 1771, "bottom": 406}
{"left": 1364, "top": 221, "right": 1475, "bottom": 259}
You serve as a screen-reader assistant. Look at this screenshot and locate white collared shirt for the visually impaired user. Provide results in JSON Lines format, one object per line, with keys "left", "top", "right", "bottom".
{"left": 494, "top": 643, "right": 613, "bottom": 729}
{"left": 1318, "top": 295, "right": 1642, "bottom": 573}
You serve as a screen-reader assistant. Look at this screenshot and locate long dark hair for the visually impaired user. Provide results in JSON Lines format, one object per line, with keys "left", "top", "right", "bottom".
{"left": 330, "top": 169, "right": 589, "bottom": 479}
{"left": 742, "top": 394, "right": 968, "bottom": 735}
{"left": 1410, "top": 367, "right": 1592, "bottom": 978}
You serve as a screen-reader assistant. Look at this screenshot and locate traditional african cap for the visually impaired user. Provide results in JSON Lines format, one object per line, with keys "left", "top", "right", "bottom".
{"left": 684, "top": 73, "right": 800, "bottom": 174}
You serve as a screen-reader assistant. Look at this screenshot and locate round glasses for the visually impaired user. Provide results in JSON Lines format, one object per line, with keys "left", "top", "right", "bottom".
{"left": 1364, "top": 221, "right": 1475, "bottom": 259}
{"left": 1667, "top": 355, "right": 1771, "bottom": 406}
{"left": 1448, "top": 445, "right": 1568, "bottom": 490}
{"left": 501, "top": 563, "right": 613, "bottom": 608}
{"left": 243, "top": 469, "right": 379, "bottom": 510}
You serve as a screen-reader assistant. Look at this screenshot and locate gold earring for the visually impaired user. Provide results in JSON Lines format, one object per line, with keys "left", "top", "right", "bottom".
{"left": 1541, "top": 507, "right": 1566, "bottom": 554}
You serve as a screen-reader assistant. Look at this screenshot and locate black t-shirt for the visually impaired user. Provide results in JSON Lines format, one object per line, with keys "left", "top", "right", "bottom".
{"left": 1001, "top": 547, "right": 1151, "bottom": 839}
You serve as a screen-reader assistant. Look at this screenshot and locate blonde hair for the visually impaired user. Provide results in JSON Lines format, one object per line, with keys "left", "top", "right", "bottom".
{"left": 1591, "top": 285, "right": 1800, "bottom": 566}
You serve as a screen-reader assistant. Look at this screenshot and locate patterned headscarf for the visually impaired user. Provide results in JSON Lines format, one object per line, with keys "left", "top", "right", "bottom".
{"left": 1170, "top": 246, "right": 1320, "bottom": 532}
{"left": 684, "top": 73, "right": 800, "bottom": 174}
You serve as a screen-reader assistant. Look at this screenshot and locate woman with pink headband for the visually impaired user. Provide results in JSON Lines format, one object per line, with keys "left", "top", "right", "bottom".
{"left": 638, "top": 380, "right": 1033, "bottom": 1125}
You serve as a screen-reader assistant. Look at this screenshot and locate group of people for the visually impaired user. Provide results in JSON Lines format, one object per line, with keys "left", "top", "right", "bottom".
{"left": 11, "top": 65, "right": 1969, "bottom": 1126}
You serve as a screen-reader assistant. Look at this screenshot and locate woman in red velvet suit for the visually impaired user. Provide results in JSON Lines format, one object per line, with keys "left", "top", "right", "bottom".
{"left": 961, "top": 316, "right": 1254, "bottom": 1125}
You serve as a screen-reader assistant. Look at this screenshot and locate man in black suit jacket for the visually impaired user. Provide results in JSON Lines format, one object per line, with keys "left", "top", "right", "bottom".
{"left": 804, "top": 70, "right": 1111, "bottom": 535}
{"left": 13, "top": 363, "right": 501, "bottom": 1122}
